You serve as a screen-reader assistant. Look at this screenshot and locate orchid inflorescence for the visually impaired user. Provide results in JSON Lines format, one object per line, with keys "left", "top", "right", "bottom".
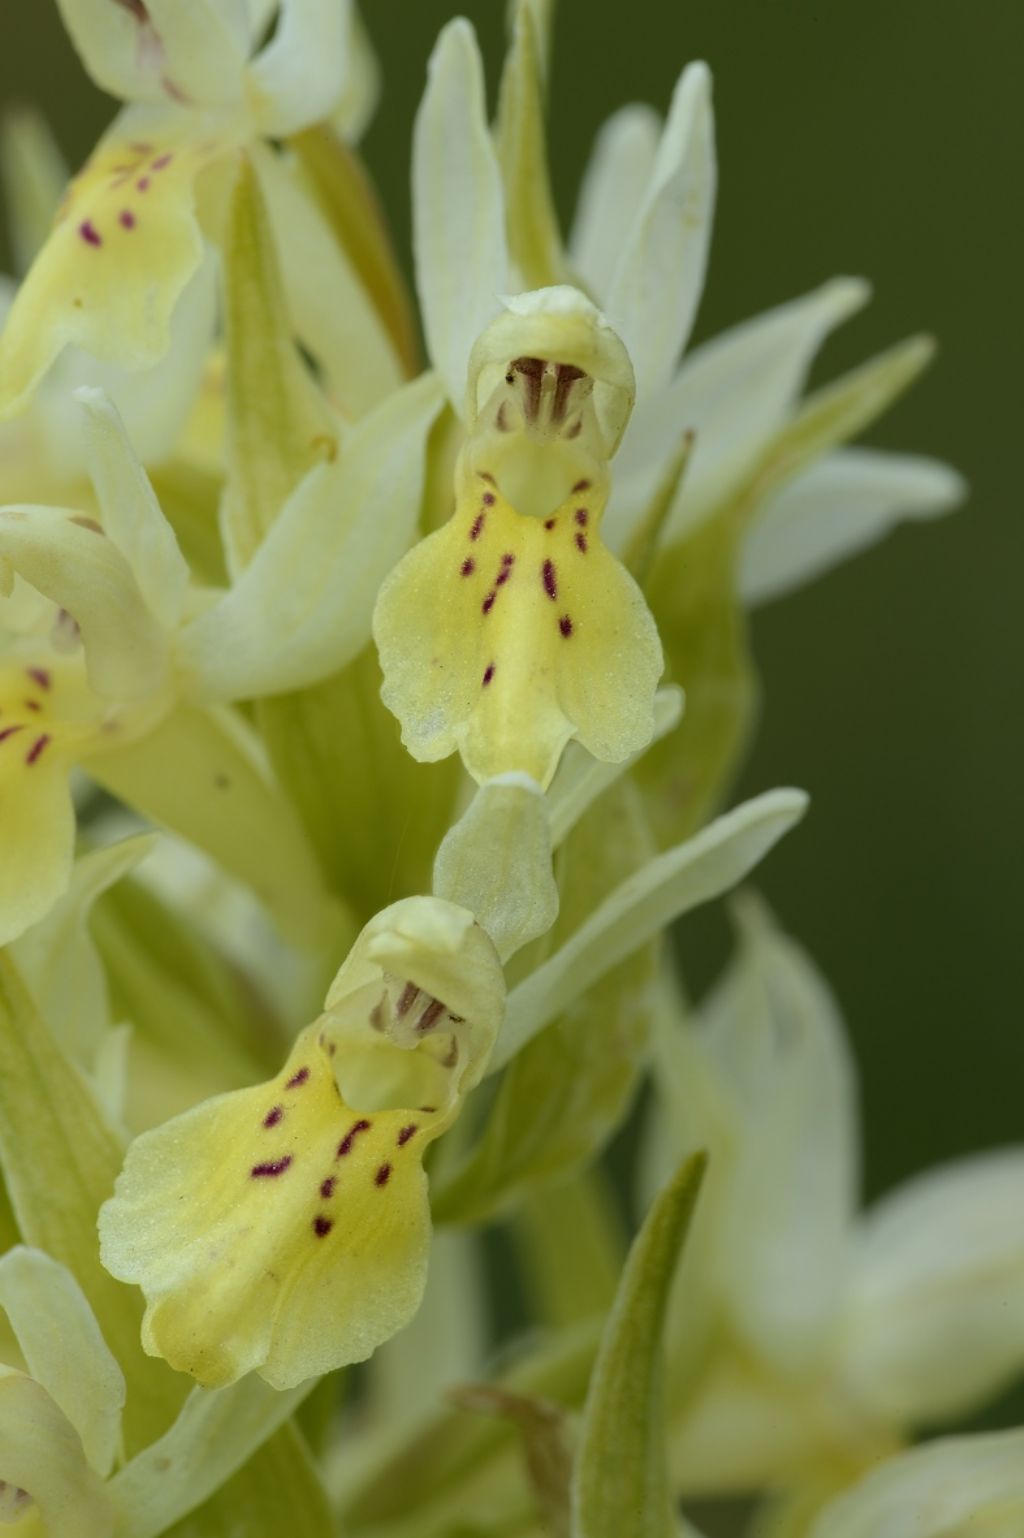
{"left": 0, "top": 4, "right": 1017, "bottom": 1537}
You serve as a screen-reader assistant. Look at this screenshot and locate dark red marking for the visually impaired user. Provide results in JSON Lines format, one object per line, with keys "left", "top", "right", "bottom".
{"left": 337, "top": 1119, "right": 371, "bottom": 1157}
{"left": 572, "top": 479, "right": 591, "bottom": 493}
{"left": 469, "top": 513, "right": 486, "bottom": 541}
{"left": 496, "top": 565, "right": 513, "bottom": 588}
{"left": 136, "top": 176, "right": 151, "bottom": 192}
{"left": 419, "top": 1105, "right": 437, "bottom": 1114}
{"left": 482, "top": 492, "right": 496, "bottom": 507}
{"left": 251, "top": 1156, "right": 292, "bottom": 1178}
{"left": 24, "top": 700, "right": 41, "bottom": 713}
{"left": 478, "top": 471, "right": 496, "bottom": 484}
{"left": 0, "top": 726, "right": 25, "bottom": 744}
{"left": 27, "top": 668, "right": 51, "bottom": 691}
{"left": 70, "top": 515, "right": 103, "bottom": 533}
{"left": 397, "top": 1124, "right": 418, "bottom": 1147}
{"left": 396, "top": 981, "right": 418, "bottom": 1016}
{"left": 25, "top": 735, "right": 51, "bottom": 765}
{"left": 374, "top": 1163, "right": 392, "bottom": 1187}
{"left": 114, "top": 0, "right": 149, "bottom": 20}
{"left": 574, "top": 508, "right": 589, "bottom": 526}
{"left": 119, "top": 210, "right": 136, "bottom": 230}
{"left": 320, "top": 1176, "right": 336, "bottom": 1199}
{"left": 559, "top": 615, "right": 574, "bottom": 637}
{"left": 460, "top": 557, "right": 476, "bottom": 577}
{"left": 417, "top": 999, "right": 445, "bottom": 1033}
{"left": 482, "top": 663, "right": 495, "bottom": 686}
{"left": 482, "top": 591, "right": 497, "bottom": 614}
{"left": 313, "top": 1215, "right": 333, "bottom": 1237}
{"left": 78, "top": 220, "right": 102, "bottom": 247}
{"left": 544, "top": 518, "right": 556, "bottom": 531}
{"left": 542, "top": 560, "right": 558, "bottom": 600}
{"left": 151, "top": 152, "right": 174, "bottom": 170}
{"left": 286, "top": 1066, "right": 310, "bottom": 1088}
{"left": 575, "top": 532, "right": 588, "bottom": 553}
{"left": 263, "top": 1105, "right": 284, "bottom": 1128}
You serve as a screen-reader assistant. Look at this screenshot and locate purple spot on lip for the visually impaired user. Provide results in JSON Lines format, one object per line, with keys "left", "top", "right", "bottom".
{"left": 469, "top": 513, "right": 486, "bottom": 541}
{"left": 482, "top": 663, "right": 495, "bottom": 686}
{"left": 573, "top": 479, "right": 591, "bottom": 493}
{"left": 251, "top": 1156, "right": 292, "bottom": 1178}
{"left": 397, "top": 1124, "right": 418, "bottom": 1146}
{"left": 544, "top": 518, "right": 556, "bottom": 531}
{"left": 151, "top": 152, "right": 174, "bottom": 170}
{"left": 417, "top": 999, "right": 445, "bottom": 1033}
{"left": 0, "top": 726, "right": 25, "bottom": 745}
{"left": 136, "top": 176, "right": 151, "bottom": 191}
{"left": 313, "top": 1215, "right": 333, "bottom": 1236}
{"left": 263, "top": 1105, "right": 284, "bottom": 1128}
{"left": 24, "top": 700, "right": 41, "bottom": 713}
{"left": 482, "top": 591, "right": 497, "bottom": 614}
{"left": 27, "top": 668, "right": 51, "bottom": 691}
{"left": 337, "top": 1119, "right": 371, "bottom": 1157}
{"left": 542, "top": 560, "right": 558, "bottom": 600}
{"left": 575, "top": 508, "right": 589, "bottom": 526}
{"left": 320, "top": 1176, "right": 336, "bottom": 1198}
{"left": 78, "top": 220, "right": 102, "bottom": 247}
{"left": 119, "top": 209, "right": 136, "bottom": 230}
{"left": 25, "top": 734, "right": 51, "bottom": 765}
{"left": 286, "top": 1067, "right": 310, "bottom": 1089}
{"left": 575, "top": 532, "right": 588, "bottom": 553}
{"left": 460, "top": 557, "right": 475, "bottom": 577}
{"left": 375, "top": 1163, "right": 392, "bottom": 1187}
{"left": 482, "top": 492, "right": 496, "bottom": 506}
{"left": 559, "top": 615, "right": 574, "bottom": 637}
{"left": 396, "top": 981, "right": 418, "bottom": 1016}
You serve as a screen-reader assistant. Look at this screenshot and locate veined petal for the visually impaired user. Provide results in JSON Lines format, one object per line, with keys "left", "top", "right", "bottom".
{"left": 0, "top": 1247, "right": 125, "bottom": 1478}
{"left": 182, "top": 372, "right": 445, "bottom": 701}
{"left": 413, "top": 19, "right": 507, "bottom": 410}
{"left": 374, "top": 464, "right": 662, "bottom": 789}
{"left": 249, "top": 0, "right": 349, "bottom": 137}
{"left": 0, "top": 1366, "right": 117, "bottom": 1536}
{"left": 100, "top": 898, "right": 504, "bottom": 1388}
{"left": 570, "top": 104, "right": 661, "bottom": 302}
{"left": 76, "top": 388, "right": 190, "bottom": 630}
{"left": 604, "top": 62, "right": 715, "bottom": 400}
{"left": 607, "top": 277, "right": 870, "bottom": 552}
{"left": 808, "top": 1430, "right": 1024, "bottom": 1538}
{"left": 0, "top": 505, "right": 170, "bottom": 701}
{"left": 55, "top": 0, "right": 250, "bottom": 109}
{"left": 0, "top": 105, "right": 230, "bottom": 416}
{"left": 836, "top": 1148, "right": 1024, "bottom": 1425}
{"left": 493, "top": 787, "right": 808, "bottom": 1070}
{"left": 739, "top": 447, "right": 967, "bottom": 605}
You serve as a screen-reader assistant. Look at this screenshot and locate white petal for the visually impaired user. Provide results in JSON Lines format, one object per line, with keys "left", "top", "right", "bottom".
{"left": 0, "top": 1247, "right": 125, "bottom": 1477}
{"left": 412, "top": 19, "right": 507, "bottom": 411}
{"left": 55, "top": 0, "right": 250, "bottom": 108}
{"left": 75, "top": 389, "right": 190, "bottom": 631}
{"left": 332, "top": 2, "right": 380, "bottom": 143}
{"left": 492, "top": 787, "right": 808, "bottom": 1070}
{"left": 740, "top": 446, "right": 966, "bottom": 605}
{"left": 604, "top": 63, "right": 715, "bottom": 401}
{"left": 249, "top": 0, "right": 349, "bottom": 137}
{"left": 570, "top": 104, "right": 661, "bottom": 303}
{"left": 180, "top": 372, "right": 444, "bottom": 700}
{"left": 607, "top": 277, "right": 870, "bottom": 553}
{"left": 836, "top": 1148, "right": 1024, "bottom": 1425}
{"left": 809, "top": 1430, "right": 1024, "bottom": 1538}
{"left": 703, "top": 896, "right": 859, "bottom": 1369}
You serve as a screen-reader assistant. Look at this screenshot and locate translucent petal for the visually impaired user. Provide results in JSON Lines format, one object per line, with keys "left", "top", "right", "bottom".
{"left": 374, "top": 466, "right": 663, "bottom": 789}
{"left": 413, "top": 19, "right": 507, "bottom": 410}
{"left": 837, "top": 1149, "right": 1024, "bottom": 1425}
{"left": 604, "top": 63, "right": 715, "bottom": 400}
{"left": 249, "top": 0, "right": 349, "bottom": 137}
{"left": 0, "top": 504, "right": 170, "bottom": 702}
{"left": 76, "top": 388, "right": 190, "bottom": 630}
{"left": 182, "top": 372, "right": 445, "bottom": 701}
{"left": 607, "top": 277, "right": 870, "bottom": 552}
{"left": 740, "top": 446, "right": 967, "bottom": 605}
{"left": 55, "top": 0, "right": 250, "bottom": 108}
{"left": 809, "top": 1430, "right": 1024, "bottom": 1538}
{"left": 101, "top": 899, "right": 504, "bottom": 1388}
{"left": 0, "top": 1247, "right": 125, "bottom": 1477}
{"left": 0, "top": 1366, "right": 116, "bottom": 1536}
{"left": 0, "top": 105, "right": 231, "bottom": 416}
{"left": 570, "top": 104, "right": 661, "bottom": 302}
{"left": 493, "top": 787, "right": 808, "bottom": 1070}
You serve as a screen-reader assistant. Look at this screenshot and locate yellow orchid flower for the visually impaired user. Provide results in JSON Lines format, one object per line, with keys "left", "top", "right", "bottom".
{"left": 0, "top": 0, "right": 397, "bottom": 421}
{"left": 99, "top": 896, "right": 505, "bottom": 1389}
{"left": 374, "top": 287, "right": 664, "bottom": 791}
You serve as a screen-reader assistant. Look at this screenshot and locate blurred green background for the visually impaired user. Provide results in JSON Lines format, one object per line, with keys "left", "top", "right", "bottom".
{"left": 0, "top": 0, "right": 1020, "bottom": 1206}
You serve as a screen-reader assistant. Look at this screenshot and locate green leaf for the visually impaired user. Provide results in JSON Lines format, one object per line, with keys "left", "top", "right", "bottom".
{"left": 158, "top": 1424, "right": 333, "bottom": 1538}
{"left": 434, "top": 779, "right": 657, "bottom": 1225}
{"left": 514, "top": 1168, "right": 627, "bottom": 1330}
{"left": 0, "top": 952, "right": 185, "bottom": 1451}
{"left": 571, "top": 1151, "right": 708, "bottom": 1538}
